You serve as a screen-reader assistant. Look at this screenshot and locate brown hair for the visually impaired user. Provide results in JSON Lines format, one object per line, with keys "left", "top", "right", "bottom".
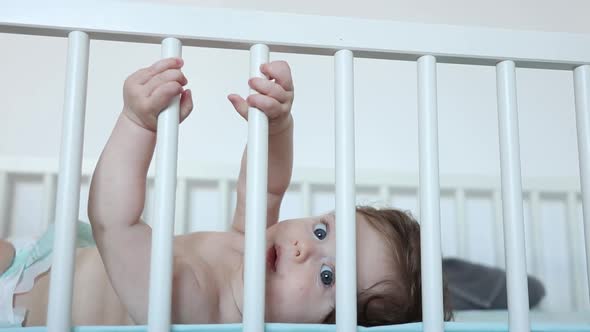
{"left": 323, "top": 206, "right": 453, "bottom": 326}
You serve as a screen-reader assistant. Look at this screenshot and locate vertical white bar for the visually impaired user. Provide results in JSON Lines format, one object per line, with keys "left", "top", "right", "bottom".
{"left": 43, "top": 174, "right": 57, "bottom": 229}
{"left": 493, "top": 190, "right": 506, "bottom": 267}
{"left": 496, "top": 60, "right": 531, "bottom": 332}
{"left": 529, "top": 191, "right": 543, "bottom": 277}
{"left": 301, "top": 182, "right": 312, "bottom": 217}
{"left": 379, "top": 185, "right": 389, "bottom": 205}
{"left": 454, "top": 188, "right": 467, "bottom": 258}
{"left": 174, "top": 178, "right": 188, "bottom": 235}
{"left": 417, "top": 55, "right": 444, "bottom": 332}
{"left": 574, "top": 64, "right": 590, "bottom": 299}
{"left": 335, "top": 49, "right": 357, "bottom": 332}
{"left": 0, "top": 172, "right": 8, "bottom": 238}
{"left": 243, "top": 44, "right": 269, "bottom": 332}
{"left": 47, "top": 30, "right": 89, "bottom": 332}
{"left": 147, "top": 37, "right": 182, "bottom": 332}
{"left": 219, "top": 180, "right": 230, "bottom": 230}
{"left": 566, "top": 192, "right": 585, "bottom": 309}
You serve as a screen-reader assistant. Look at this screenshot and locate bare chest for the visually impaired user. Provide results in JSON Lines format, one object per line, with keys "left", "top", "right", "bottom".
{"left": 15, "top": 231, "right": 244, "bottom": 326}
{"left": 173, "top": 232, "right": 244, "bottom": 323}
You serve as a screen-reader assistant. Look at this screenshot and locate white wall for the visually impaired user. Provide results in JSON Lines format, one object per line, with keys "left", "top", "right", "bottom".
{"left": 138, "top": 0, "right": 590, "bottom": 34}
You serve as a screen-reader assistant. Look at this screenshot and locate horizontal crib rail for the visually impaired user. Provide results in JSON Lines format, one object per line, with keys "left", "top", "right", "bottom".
{"left": 1, "top": 0, "right": 590, "bottom": 69}
{"left": 0, "top": 157, "right": 583, "bottom": 194}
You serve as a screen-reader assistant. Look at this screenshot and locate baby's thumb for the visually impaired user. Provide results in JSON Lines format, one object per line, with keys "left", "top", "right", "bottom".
{"left": 228, "top": 94, "right": 248, "bottom": 120}
{"left": 179, "top": 89, "right": 194, "bottom": 123}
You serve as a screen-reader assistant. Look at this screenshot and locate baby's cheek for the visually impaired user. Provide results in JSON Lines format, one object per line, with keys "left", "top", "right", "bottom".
{"left": 293, "top": 277, "right": 317, "bottom": 299}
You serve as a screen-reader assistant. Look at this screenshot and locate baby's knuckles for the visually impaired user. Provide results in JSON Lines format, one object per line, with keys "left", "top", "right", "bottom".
{"left": 122, "top": 79, "right": 157, "bottom": 131}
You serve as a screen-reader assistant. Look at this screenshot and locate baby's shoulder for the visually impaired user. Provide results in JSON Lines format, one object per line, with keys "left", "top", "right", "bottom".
{"left": 177, "top": 230, "right": 244, "bottom": 256}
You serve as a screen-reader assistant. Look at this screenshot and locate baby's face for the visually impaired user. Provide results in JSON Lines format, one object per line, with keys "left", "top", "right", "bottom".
{"left": 263, "top": 212, "right": 394, "bottom": 323}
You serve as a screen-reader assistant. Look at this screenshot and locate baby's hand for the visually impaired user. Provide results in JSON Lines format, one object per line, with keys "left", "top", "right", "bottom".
{"left": 122, "top": 57, "right": 193, "bottom": 132}
{"left": 228, "top": 61, "right": 294, "bottom": 135}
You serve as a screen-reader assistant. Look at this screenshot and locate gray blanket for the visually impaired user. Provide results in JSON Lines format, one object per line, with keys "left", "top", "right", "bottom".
{"left": 442, "top": 258, "right": 545, "bottom": 310}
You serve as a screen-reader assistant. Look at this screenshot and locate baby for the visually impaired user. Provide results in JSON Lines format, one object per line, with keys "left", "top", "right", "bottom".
{"left": 0, "top": 58, "right": 452, "bottom": 327}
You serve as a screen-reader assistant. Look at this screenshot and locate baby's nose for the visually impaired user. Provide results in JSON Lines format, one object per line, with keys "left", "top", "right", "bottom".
{"left": 293, "top": 240, "right": 310, "bottom": 262}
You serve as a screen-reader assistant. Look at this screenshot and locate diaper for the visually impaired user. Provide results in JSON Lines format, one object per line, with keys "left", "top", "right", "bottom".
{"left": 0, "top": 221, "right": 95, "bottom": 327}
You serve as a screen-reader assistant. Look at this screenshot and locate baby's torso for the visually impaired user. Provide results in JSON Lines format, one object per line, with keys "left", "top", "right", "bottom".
{"left": 13, "top": 230, "right": 245, "bottom": 326}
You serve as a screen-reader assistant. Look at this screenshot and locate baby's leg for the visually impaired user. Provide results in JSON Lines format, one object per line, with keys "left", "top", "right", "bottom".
{"left": 0, "top": 239, "right": 15, "bottom": 274}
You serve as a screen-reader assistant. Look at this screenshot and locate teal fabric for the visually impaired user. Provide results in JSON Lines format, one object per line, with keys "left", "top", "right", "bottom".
{"left": 0, "top": 221, "right": 95, "bottom": 280}
{"left": 1, "top": 322, "right": 589, "bottom": 332}
{"left": 0, "top": 221, "right": 96, "bottom": 327}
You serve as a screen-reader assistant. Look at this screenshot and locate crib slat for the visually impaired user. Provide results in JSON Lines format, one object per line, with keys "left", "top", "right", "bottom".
{"left": 43, "top": 173, "right": 57, "bottom": 229}
{"left": 493, "top": 190, "right": 506, "bottom": 267}
{"left": 454, "top": 188, "right": 467, "bottom": 258}
{"left": 574, "top": 64, "right": 590, "bottom": 301}
{"left": 417, "top": 54, "right": 444, "bottom": 332}
{"left": 147, "top": 37, "right": 182, "bottom": 332}
{"left": 218, "top": 179, "right": 230, "bottom": 230}
{"left": 379, "top": 185, "right": 389, "bottom": 205}
{"left": 46, "top": 30, "right": 89, "bottom": 332}
{"left": 0, "top": 172, "right": 8, "bottom": 238}
{"left": 335, "top": 48, "right": 357, "bottom": 332}
{"left": 301, "top": 181, "right": 312, "bottom": 216}
{"left": 174, "top": 178, "right": 188, "bottom": 234}
{"left": 242, "top": 44, "right": 269, "bottom": 332}
{"left": 529, "top": 191, "right": 543, "bottom": 278}
{"left": 566, "top": 192, "right": 585, "bottom": 309}
{"left": 496, "top": 60, "right": 531, "bottom": 332}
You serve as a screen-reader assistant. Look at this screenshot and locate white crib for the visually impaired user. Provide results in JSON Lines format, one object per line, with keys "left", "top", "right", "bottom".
{"left": 1, "top": 1, "right": 589, "bottom": 332}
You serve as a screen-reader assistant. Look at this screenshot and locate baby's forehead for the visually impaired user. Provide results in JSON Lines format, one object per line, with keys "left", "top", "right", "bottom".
{"left": 355, "top": 215, "right": 397, "bottom": 289}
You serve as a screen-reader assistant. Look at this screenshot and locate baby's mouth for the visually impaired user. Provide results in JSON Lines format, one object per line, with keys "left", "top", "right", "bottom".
{"left": 266, "top": 245, "right": 279, "bottom": 272}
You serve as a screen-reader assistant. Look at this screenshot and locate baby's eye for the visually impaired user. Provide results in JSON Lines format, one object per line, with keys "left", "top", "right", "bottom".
{"left": 313, "top": 223, "right": 327, "bottom": 240}
{"left": 320, "top": 265, "right": 334, "bottom": 286}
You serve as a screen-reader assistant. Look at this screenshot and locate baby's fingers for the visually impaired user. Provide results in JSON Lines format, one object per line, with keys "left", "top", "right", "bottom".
{"left": 179, "top": 89, "right": 194, "bottom": 123}
{"left": 145, "top": 69, "right": 187, "bottom": 96}
{"left": 248, "top": 78, "right": 291, "bottom": 104}
{"left": 228, "top": 94, "right": 248, "bottom": 120}
{"left": 246, "top": 94, "right": 284, "bottom": 119}
{"left": 149, "top": 81, "right": 184, "bottom": 113}
{"left": 260, "top": 61, "right": 294, "bottom": 92}
{"left": 133, "top": 57, "right": 184, "bottom": 85}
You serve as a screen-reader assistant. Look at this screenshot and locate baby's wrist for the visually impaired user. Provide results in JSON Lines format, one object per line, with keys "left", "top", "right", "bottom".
{"left": 120, "top": 110, "right": 157, "bottom": 135}
{"left": 269, "top": 114, "right": 293, "bottom": 136}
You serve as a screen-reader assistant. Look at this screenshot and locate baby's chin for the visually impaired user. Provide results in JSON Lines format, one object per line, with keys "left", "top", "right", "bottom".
{"left": 265, "top": 223, "right": 282, "bottom": 238}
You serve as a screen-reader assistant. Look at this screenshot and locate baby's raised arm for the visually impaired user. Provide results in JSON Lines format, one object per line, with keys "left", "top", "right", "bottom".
{"left": 87, "top": 58, "right": 193, "bottom": 323}
{"left": 229, "top": 61, "right": 294, "bottom": 233}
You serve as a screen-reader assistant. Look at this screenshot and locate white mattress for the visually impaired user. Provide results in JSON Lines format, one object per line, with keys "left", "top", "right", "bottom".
{"left": 454, "top": 310, "right": 590, "bottom": 324}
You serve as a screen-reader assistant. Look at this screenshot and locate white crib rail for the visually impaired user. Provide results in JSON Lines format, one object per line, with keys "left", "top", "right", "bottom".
{"left": 46, "top": 31, "right": 89, "bottom": 332}
{"left": 574, "top": 65, "right": 590, "bottom": 302}
{"left": 147, "top": 37, "right": 182, "bottom": 332}
{"left": 497, "top": 60, "right": 530, "bottom": 332}
{"left": 334, "top": 49, "right": 357, "bottom": 332}
{"left": 242, "top": 44, "right": 270, "bottom": 332}
{"left": 0, "top": 172, "right": 8, "bottom": 238}
{"left": 417, "top": 54, "right": 444, "bottom": 332}
{"left": 1, "top": 1, "right": 589, "bottom": 69}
